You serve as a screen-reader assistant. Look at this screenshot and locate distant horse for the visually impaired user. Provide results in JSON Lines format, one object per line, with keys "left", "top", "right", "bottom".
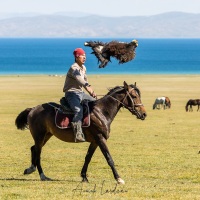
{"left": 153, "top": 96, "right": 171, "bottom": 110}
{"left": 15, "top": 81, "right": 146, "bottom": 184}
{"left": 185, "top": 99, "right": 200, "bottom": 112}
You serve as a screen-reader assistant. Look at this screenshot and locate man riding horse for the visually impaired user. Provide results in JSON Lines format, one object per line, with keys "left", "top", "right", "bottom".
{"left": 63, "top": 48, "right": 97, "bottom": 142}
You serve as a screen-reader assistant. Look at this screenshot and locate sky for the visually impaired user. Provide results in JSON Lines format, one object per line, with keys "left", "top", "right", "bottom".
{"left": 0, "top": 0, "right": 200, "bottom": 16}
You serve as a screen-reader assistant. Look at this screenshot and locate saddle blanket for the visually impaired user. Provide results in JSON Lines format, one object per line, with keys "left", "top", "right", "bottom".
{"left": 55, "top": 108, "right": 90, "bottom": 129}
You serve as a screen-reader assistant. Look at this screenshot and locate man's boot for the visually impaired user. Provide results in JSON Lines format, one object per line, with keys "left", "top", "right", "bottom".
{"left": 71, "top": 122, "right": 85, "bottom": 142}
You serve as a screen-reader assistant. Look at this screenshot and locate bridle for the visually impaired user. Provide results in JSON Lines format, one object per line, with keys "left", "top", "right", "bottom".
{"left": 106, "top": 86, "right": 143, "bottom": 115}
{"left": 122, "top": 88, "right": 143, "bottom": 114}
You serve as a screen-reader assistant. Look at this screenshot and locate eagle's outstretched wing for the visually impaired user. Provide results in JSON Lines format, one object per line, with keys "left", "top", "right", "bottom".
{"left": 84, "top": 41, "right": 109, "bottom": 68}
{"left": 84, "top": 40, "right": 138, "bottom": 68}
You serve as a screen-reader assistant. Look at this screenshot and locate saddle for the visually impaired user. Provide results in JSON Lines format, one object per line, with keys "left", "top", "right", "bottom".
{"left": 55, "top": 97, "right": 90, "bottom": 129}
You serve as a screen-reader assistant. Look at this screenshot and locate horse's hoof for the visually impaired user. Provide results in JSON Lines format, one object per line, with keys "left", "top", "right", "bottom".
{"left": 82, "top": 177, "right": 89, "bottom": 183}
{"left": 40, "top": 173, "right": 52, "bottom": 181}
{"left": 24, "top": 166, "right": 36, "bottom": 175}
{"left": 41, "top": 177, "right": 52, "bottom": 181}
{"left": 117, "top": 178, "right": 125, "bottom": 184}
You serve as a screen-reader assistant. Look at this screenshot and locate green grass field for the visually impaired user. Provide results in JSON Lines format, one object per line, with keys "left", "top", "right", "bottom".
{"left": 1, "top": 74, "right": 200, "bottom": 200}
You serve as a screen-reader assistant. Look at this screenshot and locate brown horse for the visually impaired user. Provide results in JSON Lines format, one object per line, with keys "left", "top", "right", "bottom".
{"left": 185, "top": 99, "right": 200, "bottom": 112}
{"left": 15, "top": 81, "right": 146, "bottom": 184}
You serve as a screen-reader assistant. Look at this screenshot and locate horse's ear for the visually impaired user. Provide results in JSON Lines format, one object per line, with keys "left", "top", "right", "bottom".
{"left": 135, "top": 82, "right": 136, "bottom": 86}
{"left": 123, "top": 81, "right": 128, "bottom": 90}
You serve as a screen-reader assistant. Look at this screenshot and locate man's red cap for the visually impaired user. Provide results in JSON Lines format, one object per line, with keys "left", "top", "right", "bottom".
{"left": 73, "top": 48, "right": 85, "bottom": 57}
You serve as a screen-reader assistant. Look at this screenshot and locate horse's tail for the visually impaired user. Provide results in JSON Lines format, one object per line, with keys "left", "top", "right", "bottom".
{"left": 15, "top": 108, "right": 32, "bottom": 130}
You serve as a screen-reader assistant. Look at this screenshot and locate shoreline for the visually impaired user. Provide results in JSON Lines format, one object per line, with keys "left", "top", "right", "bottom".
{"left": 0, "top": 73, "right": 200, "bottom": 77}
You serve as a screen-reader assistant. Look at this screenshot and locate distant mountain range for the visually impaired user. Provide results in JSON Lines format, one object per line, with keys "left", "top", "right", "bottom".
{"left": 0, "top": 12, "right": 199, "bottom": 38}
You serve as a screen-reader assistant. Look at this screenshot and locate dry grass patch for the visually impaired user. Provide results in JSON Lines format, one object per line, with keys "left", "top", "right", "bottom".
{"left": 1, "top": 75, "right": 200, "bottom": 200}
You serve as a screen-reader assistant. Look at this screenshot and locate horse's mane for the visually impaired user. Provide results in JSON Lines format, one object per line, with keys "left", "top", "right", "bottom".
{"left": 106, "top": 84, "right": 141, "bottom": 96}
{"left": 107, "top": 86, "right": 124, "bottom": 96}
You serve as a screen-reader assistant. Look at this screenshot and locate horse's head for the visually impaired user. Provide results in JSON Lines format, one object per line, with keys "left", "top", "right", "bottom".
{"left": 123, "top": 81, "right": 147, "bottom": 120}
{"left": 165, "top": 97, "right": 171, "bottom": 109}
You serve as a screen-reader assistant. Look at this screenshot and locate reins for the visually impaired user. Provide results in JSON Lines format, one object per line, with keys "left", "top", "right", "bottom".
{"left": 98, "top": 87, "right": 143, "bottom": 114}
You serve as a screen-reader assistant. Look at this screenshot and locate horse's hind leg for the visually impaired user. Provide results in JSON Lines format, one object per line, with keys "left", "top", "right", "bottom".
{"left": 24, "top": 145, "right": 37, "bottom": 175}
{"left": 81, "top": 142, "right": 98, "bottom": 182}
{"left": 36, "top": 132, "right": 53, "bottom": 181}
{"left": 24, "top": 132, "right": 52, "bottom": 181}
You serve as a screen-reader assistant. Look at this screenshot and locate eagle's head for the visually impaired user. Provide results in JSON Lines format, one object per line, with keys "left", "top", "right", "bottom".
{"left": 131, "top": 39, "right": 138, "bottom": 47}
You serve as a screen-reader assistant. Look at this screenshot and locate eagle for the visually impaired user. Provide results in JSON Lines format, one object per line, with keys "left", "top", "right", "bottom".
{"left": 84, "top": 39, "right": 138, "bottom": 68}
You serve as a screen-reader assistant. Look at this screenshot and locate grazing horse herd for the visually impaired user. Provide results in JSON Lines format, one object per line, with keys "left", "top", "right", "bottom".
{"left": 153, "top": 96, "right": 200, "bottom": 112}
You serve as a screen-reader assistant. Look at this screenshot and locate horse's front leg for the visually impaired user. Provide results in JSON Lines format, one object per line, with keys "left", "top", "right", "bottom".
{"left": 98, "top": 136, "right": 125, "bottom": 184}
{"left": 81, "top": 142, "right": 98, "bottom": 183}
